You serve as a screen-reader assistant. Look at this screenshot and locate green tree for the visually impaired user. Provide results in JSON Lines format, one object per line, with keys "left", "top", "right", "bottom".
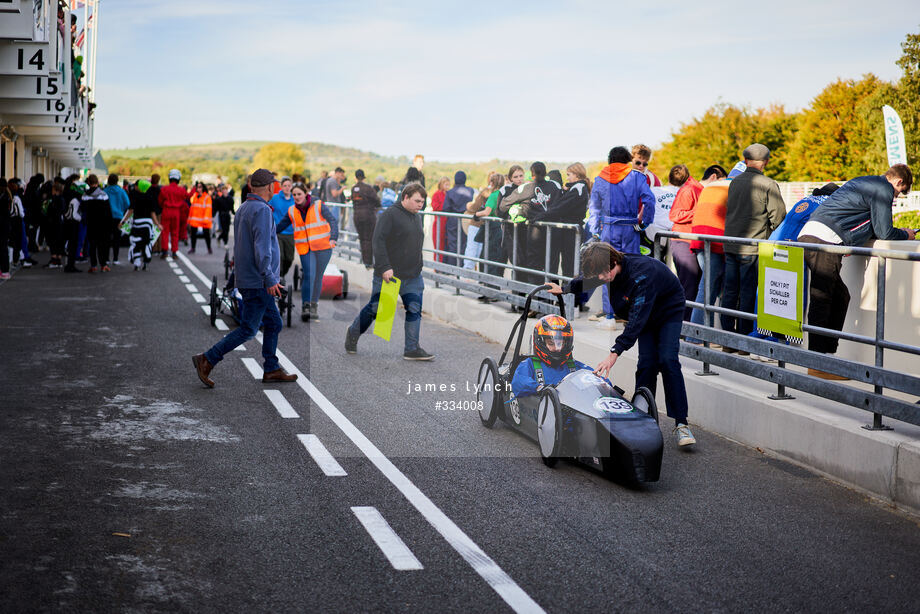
{"left": 252, "top": 142, "right": 306, "bottom": 177}
{"left": 895, "top": 29, "right": 920, "bottom": 166}
{"left": 653, "top": 103, "right": 797, "bottom": 181}
{"left": 785, "top": 75, "right": 897, "bottom": 180}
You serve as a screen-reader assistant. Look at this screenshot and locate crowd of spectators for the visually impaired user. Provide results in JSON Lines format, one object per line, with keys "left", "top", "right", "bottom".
{"left": 0, "top": 170, "right": 237, "bottom": 278}
{"left": 3, "top": 147, "right": 915, "bottom": 377}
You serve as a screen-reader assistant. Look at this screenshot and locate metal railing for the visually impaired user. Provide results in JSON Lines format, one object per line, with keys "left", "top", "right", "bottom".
{"left": 326, "top": 202, "right": 920, "bottom": 430}
{"left": 656, "top": 230, "right": 920, "bottom": 430}
{"left": 328, "top": 203, "right": 582, "bottom": 317}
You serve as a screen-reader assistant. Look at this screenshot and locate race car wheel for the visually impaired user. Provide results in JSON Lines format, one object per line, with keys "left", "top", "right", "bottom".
{"left": 537, "top": 388, "right": 562, "bottom": 467}
{"left": 292, "top": 264, "right": 300, "bottom": 292}
{"left": 631, "top": 387, "right": 659, "bottom": 424}
{"left": 209, "top": 276, "right": 218, "bottom": 327}
{"left": 223, "top": 252, "right": 231, "bottom": 281}
{"left": 284, "top": 288, "right": 293, "bottom": 328}
{"left": 340, "top": 270, "right": 349, "bottom": 300}
{"left": 476, "top": 358, "right": 502, "bottom": 428}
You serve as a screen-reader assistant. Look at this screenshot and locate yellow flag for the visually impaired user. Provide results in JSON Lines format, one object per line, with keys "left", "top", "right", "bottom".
{"left": 372, "top": 277, "right": 402, "bottom": 341}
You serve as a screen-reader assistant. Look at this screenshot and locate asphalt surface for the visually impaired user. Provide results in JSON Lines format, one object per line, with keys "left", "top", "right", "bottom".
{"left": 2, "top": 247, "right": 920, "bottom": 613}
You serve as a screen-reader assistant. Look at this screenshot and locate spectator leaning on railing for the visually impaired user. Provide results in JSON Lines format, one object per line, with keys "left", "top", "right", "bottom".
{"left": 796, "top": 164, "right": 915, "bottom": 380}
{"left": 721, "top": 144, "right": 786, "bottom": 344}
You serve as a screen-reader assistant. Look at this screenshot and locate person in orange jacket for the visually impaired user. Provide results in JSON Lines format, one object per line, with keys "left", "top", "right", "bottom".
{"left": 188, "top": 182, "right": 213, "bottom": 254}
{"left": 275, "top": 183, "right": 339, "bottom": 321}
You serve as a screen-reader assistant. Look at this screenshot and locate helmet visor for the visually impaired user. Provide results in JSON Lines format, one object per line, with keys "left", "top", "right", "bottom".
{"left": 544, "top": 330, "right": 567, "bottom": 352}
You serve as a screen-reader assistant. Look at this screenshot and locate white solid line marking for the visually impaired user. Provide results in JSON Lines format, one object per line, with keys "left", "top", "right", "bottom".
{"left": 192, "top": 293, "right": 206, "bottom": 303}
{"left": 351, "top": 507, "right": 423, "bottom": 571}
{"left": 240, "top": 357, "right": 262, "bottom": 379}
{"left": 185, "top": 283, "right": 198, "bottom": 293}
{"left": 179, "top": 275, "right": 190, "bottom": 283}
{"left": 266, "top": 390, "right": 300, "bottom": 419}
{"left": 177, "top": 253, "right": 544, "bottom": 613}
{"left": 215, "top": 319, "right": 229, "bottom": 331}
{"left": 298, "top": 434, "right": 348, "bottom": 476}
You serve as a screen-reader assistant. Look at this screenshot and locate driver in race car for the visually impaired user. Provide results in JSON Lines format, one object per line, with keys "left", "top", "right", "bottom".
{"left": 511, "top": 315, "right": 592, "bottom": 398}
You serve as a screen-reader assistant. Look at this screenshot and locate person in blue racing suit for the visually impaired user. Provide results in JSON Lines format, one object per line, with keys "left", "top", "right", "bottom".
{"left": 512, "top": 314, "right": 592, "bottom": 398}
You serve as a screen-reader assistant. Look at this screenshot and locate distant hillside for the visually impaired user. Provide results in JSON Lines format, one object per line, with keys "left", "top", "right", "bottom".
{"left": 101, "top": 141, "right": 592, "bottom": 190}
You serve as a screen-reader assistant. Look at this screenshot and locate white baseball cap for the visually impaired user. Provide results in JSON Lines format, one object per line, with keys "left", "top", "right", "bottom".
{"left": 168, "top": 169, "right": 181, "bottom": 181}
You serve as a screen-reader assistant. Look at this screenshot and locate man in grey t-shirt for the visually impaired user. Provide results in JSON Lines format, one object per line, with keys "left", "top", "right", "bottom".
{"left": 324, "top": 166, "right": 346, "bottom": 223}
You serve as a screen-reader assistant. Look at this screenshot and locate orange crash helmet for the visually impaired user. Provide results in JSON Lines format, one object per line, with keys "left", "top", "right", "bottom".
{"left": 533, "top": 315, "right": 574, "bottom": 367}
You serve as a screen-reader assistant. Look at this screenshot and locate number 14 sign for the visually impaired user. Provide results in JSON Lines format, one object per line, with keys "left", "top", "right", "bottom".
{"left": 0, "top": 41, "right": 49, "bottom": 76}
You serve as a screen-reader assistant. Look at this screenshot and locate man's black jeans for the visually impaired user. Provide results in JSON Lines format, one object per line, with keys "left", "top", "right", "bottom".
{"left": 799, "top": 235, "right": 847, "bottom": 354}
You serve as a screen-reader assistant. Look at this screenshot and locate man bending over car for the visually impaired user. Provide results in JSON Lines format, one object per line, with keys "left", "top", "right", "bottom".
{"left": 546, "top": 242, "right": 697, "bottom": 448}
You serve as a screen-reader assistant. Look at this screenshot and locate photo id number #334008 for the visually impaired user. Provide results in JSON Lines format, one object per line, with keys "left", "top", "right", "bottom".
{"left": 434, "top": 400, "right": 484, "bottom": 411}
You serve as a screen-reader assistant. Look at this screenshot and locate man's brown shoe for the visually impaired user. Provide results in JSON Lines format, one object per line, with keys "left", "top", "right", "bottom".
{"left": 262, "top": 368, "right": 297, "bottom": 383}
{"left": 807, "top": 367, "right": 850, "bottom": 381}
{"left": 192, "top": 354, "right": 215, "bottom": 388}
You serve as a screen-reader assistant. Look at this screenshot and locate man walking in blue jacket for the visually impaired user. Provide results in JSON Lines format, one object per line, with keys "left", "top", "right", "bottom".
{"left": 193, "top": 168, "right": 298, "bottom": 387}
{"left": 796, "top": 164, "right": 914, "bottom": 377}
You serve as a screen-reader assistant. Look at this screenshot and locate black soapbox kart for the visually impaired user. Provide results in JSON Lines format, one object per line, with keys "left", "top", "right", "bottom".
{"left": 474, "top": 285, "right": 664, "bottom": 483}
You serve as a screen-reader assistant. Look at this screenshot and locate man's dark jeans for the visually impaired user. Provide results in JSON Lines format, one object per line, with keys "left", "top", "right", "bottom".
{"left": 636, "top": 315, "right": 688, "bottom": 425}
{"left": 720, "top": 253, "right": 758, "bottom": 336}
{"left": 205, "top": 287, "right": 283, "bottom": 372}
{"left": 799, "top": 235, "right": 847, "bottom": 354}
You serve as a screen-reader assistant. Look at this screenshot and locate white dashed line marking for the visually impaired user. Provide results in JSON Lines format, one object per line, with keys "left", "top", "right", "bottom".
{"left": 215, "top": 319, "right": 229, "bottom": 331}
{"left": 297, "top": 434, "right": 349, "bottom": 477}
{"left": 185, "top": 283, "right": 198, "bottom": 293}
{"left": 192, "top": 293, "right": 206, "bottom": 303}
{"left": 351, "top": 507, "right": 423, "bottom": 571}
{"left": 265, "top": 390, "right": 300, "bottom": 418}
{"left": 177, "top": 251, "right": 544, "bottom": 613}
{"left": 240, "top": 357, "right": 263, "bottom": 379}
{"left": 179, "top": 275, "right": 190, "bottom": 283}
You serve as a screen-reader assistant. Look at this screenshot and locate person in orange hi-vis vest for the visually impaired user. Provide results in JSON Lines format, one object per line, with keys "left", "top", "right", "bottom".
{"left": 275, "top": 182, "right": 339, "bottom": 321}
{"left": 187, "top": 182, "right": 213, "bottom": 254}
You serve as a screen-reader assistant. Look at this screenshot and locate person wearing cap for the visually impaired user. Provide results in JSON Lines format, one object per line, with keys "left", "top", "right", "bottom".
{"left": 443, "top": 171, "right": 474, "bottom": 267}
{"left": 796, "top": 164, "right": 915, "bottom": 378}
{"left": 158, "top": 169, "right": 191, "bottom": 259}
{"left": 268, "top": 176, "right": 296, "bottom": 277}
{"left": 721, "top": 144, "right": 786, "bottom": 343}
{"left": 350, "top": 169, "right": 381, "bottom": 267}
{"left": 193, "top": 169, "right": 298, "bottom": 387}
{"left": 120, "top": 179, "right": 161, "bottom": 271}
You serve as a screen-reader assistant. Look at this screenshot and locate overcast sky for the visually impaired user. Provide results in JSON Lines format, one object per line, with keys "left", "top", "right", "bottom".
{"left": 92, "top": 0, "right": 917, "bottom": 161}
